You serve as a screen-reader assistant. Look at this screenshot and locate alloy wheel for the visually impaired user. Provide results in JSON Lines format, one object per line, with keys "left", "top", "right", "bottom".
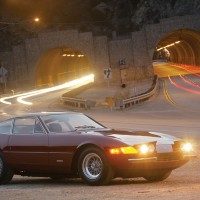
{"left": 82, "top": 153, "right": 103, "bottom": 180}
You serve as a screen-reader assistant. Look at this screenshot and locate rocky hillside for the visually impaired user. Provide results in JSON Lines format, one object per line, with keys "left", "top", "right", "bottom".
{"left": 0, "top": 0, "right": 200, "bottom": 50}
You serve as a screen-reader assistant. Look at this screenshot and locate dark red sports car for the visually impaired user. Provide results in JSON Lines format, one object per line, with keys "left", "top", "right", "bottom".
{"left": 0, "top": 112, "right": 196, "bottom": 185}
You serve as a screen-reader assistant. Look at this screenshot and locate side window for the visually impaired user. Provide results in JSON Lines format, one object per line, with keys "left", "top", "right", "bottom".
{"left": 13, "top": 117, "right": 35, "bottom": 134}
{"left": 0, "top": 120, "right": 13, "bottom": 134}
{"left": 34, "top": 119, "right": 45, "bottom": 134}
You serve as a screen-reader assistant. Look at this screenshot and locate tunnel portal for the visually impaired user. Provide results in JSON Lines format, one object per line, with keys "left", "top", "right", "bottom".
{"left": 35, "top": 47, "right": 92, "bottom": 87}
{"left": 153, "top": 29, "right": 200, "bottom": 66}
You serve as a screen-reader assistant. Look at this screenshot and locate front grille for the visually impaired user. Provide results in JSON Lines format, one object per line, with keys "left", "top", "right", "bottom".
{"left": 157, "top": 152, "right": 182, "bottom": 161}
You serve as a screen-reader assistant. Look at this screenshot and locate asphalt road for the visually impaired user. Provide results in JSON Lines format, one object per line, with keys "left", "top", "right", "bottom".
{"left": 0, "top": 63, "right": 200, "bottom": 200}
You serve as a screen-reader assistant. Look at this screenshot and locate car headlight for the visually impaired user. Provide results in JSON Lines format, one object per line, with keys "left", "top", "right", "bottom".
{"left": 181, "top": 142, "right": 193, "bottom": 153}
{"left": 109, "top": 144, "right": 155, "bottom": 155}
{"left": 138, "top": 144, "right": 155, "bottom": 155}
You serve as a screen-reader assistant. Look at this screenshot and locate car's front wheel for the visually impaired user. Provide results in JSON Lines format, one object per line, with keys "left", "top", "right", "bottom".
{"left": 143, "top": 170, "right": 172, "bottom": 182}
{"left": 78, "top": 147, "right": 114, "bottom": 186}
{"left": 0, "top": 152, "right": 14, "bottom": 185}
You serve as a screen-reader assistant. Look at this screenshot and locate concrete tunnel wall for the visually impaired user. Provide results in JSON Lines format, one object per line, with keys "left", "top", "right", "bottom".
{"left": 1, "top": 14, "right": 200, "bottom": 90}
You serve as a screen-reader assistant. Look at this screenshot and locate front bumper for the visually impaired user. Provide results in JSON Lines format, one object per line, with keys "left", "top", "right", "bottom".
{"left": 128, "top": 154, "right": 197, "bottom": 163}
{"left": 107, "top": 153, "right": 197, "bottom": 177}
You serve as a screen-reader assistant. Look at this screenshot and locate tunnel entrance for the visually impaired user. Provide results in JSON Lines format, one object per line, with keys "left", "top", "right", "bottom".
{"left": 35, "top": 47, "right": 92, "bottom": 88}
{"left": 153, "top": 29, "right": 200, "bottom": 77}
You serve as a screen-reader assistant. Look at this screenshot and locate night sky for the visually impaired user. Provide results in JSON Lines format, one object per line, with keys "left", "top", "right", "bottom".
{"left": 0, "top": 0, "right": 108, "bottom": 24}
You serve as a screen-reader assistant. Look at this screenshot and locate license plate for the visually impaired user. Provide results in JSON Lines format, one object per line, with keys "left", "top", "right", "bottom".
{"left": 156, "top": 144, "right": 173, "bottom": 153}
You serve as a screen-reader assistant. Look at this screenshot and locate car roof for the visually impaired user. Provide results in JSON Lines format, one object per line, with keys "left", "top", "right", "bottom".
{"left": 1, "top": 111, "right": 82, "bottom": 121}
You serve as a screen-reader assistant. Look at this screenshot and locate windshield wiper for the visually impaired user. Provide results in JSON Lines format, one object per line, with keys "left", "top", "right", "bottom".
{"left": 74, "top": 125, "right": 96, "bottom": 130}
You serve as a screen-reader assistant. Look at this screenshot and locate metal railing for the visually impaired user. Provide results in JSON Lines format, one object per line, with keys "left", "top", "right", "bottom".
{"left": 62, "top": 97, "right": 87, "bottom": 109}
{"left": 61, "top": 96, "right": 96, "bottom": 109}
{"left": 61, "top": 75, "right": 159, "bottom": 110}
{"left": 119, "top": 75, "right": 158, "bottom": 110}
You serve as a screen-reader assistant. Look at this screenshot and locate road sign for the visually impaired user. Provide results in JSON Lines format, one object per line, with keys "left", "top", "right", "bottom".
{"left": 103, "top": 68, "right": 112, "bottom": 80}
{"left": 119, "top": 59, "right": 126, "bottom": 66}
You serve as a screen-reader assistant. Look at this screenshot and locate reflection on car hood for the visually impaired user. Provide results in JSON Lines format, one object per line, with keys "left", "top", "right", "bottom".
{"left": 87, "top": 129, "right": 179, "bottom": 146}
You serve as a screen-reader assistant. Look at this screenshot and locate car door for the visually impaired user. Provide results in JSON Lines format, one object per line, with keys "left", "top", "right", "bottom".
{"left": 7, "top": 116, "right": 49, "bottom": 171}
{"left": 0, "top": 119, "right": 13, "bottom": 151}
{"left": 48, "top": 132, "right": 76, "bottom": 173}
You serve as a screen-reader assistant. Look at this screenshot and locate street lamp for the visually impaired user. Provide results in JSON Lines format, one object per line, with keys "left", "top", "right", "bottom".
{"left": 34, "top": 18, "right": 40, "bottom": 22}
{"left": 0, "top": 17, "right": 40, "bottom": 26}
{"left": 0, "top": 17, "right": 40, "bottom": 32}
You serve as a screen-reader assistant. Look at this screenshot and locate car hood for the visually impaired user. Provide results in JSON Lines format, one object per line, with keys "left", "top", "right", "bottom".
{"left": 86, "top": 129, "right": 179, "bottom": 146}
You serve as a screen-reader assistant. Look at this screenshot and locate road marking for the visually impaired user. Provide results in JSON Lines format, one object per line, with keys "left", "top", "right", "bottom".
{"left": 163, "top": 81, "right": 200, "bottom": 113}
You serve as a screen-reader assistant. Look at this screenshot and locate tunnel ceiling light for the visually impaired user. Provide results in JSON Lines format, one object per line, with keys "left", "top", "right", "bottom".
{"left": 157, "top": 40, "right": 181, "bottom": 51}
{"left": 60, "top": 49, "right": 84, "bottom": 58}
{"left": 78, "top": 55, "right": 84, "bottom": 57}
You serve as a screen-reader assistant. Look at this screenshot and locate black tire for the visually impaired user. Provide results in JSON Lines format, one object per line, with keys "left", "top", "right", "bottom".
{"left": 78, "top": 147, "right": 114, "bottom": 186}
{"left": 0, "top": 152, "right": 14, "bottom": 185}
{"left": 144, "top": 170, "right": 172, "bottom": 182}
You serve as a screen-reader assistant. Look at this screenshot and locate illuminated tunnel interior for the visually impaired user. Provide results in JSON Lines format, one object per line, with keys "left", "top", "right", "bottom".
{"left": 35, "top": 47, "right": 92, "bottom": 88}
{"left": 153, "top": 29, "right": 200, "bottom": 66}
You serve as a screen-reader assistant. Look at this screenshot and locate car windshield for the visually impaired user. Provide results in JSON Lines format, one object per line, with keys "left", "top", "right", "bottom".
{"left": 40, "top": 113, "right": 105, "bottom": 133}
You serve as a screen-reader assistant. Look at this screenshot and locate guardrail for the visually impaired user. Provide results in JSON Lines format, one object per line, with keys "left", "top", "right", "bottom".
{"left": 61, "top": 97, "right": 87, "bottom": 109}
{"left": 61, "top": 75, "right": 159, "bottom": 110}
{"left": 119, "top": 75, "right": 159, "bottom": 110}
{"left": 61, "top": 96, "right": 96, "bottom": 109}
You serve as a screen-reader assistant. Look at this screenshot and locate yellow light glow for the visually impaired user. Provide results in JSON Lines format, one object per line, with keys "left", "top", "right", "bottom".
{"left": 121, "top": 147, "right": 138, "bottom": 154}
{"left": 34, "top": 18, "right": 40, "bottom": 22}
{"left": 109, "top": 146, "right": 138, "bottom": 154}
{"left": 181, "top": 143, "right": 193, "bottom": 152}
{"left": 78, "top": 55, "right": 84, "bottom": 57}
{"left": 157, "top": 40, "right": 181, "bottom": 51}
{"left": 166, "top": 43, "right": 175, "bottom": 48}
{"left": 109, "top": 148, "right": 121, "bottom": 154}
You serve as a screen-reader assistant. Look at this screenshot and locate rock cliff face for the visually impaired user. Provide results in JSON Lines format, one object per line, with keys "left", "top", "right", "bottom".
{"left": 0, "top": 0, "right": 200, "bottom": 50}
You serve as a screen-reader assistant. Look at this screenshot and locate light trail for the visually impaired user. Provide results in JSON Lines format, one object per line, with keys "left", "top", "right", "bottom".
{"left": 168, "top": 76, "right": 200, "bottom": 95}
{"left": 171, "top": 64, "right": 200, "bottom": 77}
{"left": 179, "top": 75, "right": 200, "bottom": 89}
{"left": 0, "top": 90, "right": 43, "bottom": 105}
{"left": 0, "top": 74, "right": 94, "bottom": 105}
{"left": 17, "top": 74, "right": 94, "bottom": 105}
{"left": 163, "top": 81, "right": 200, "bottom": 113}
